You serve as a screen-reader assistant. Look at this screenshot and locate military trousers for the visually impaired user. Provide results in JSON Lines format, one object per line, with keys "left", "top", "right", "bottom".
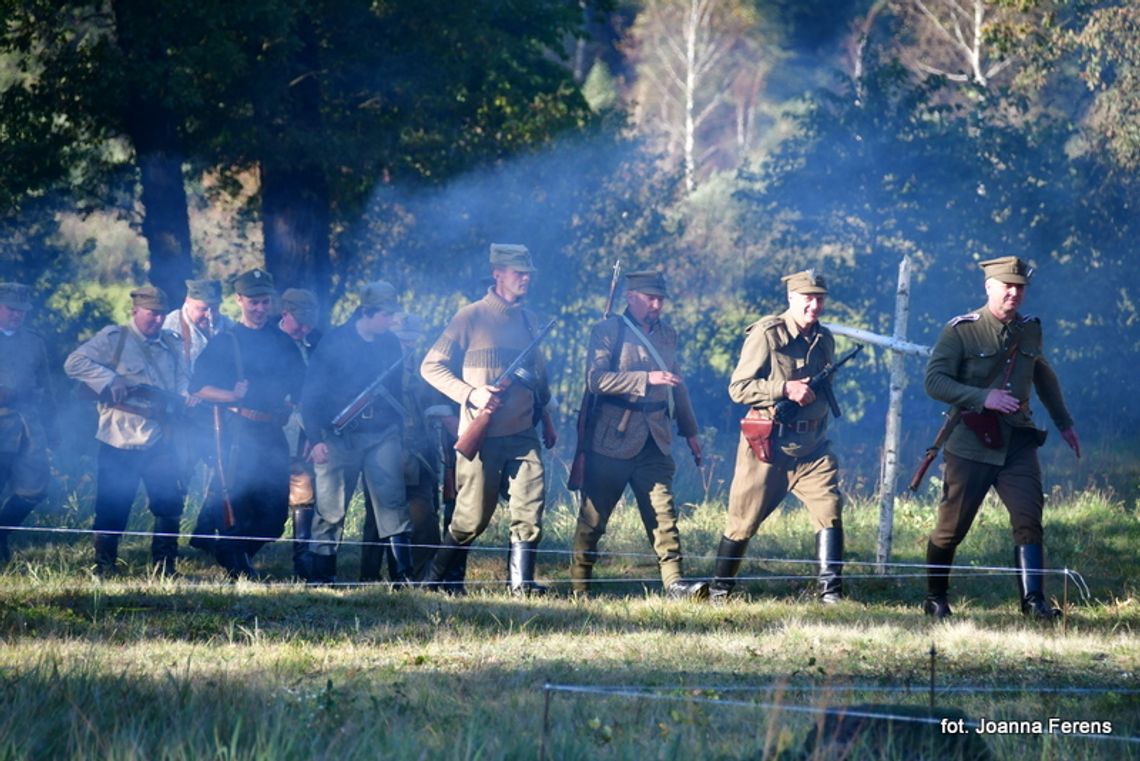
{"left": 724, "top": 436, "right": 843, "bottom": 541}
{"left": 0, "top": 413, "right": 50, "bottom": 502}
{"left": 311, "top": 424, "right": 409, "bottom": 557}
{"left": 572, "top": 439, "right": 685, "bottom": 587}
{"left": 449, "top": 430, "right": 544, "bottom": 545}
{"left": 930, "top": 428, "right": 1045, "bottom": 550}
{"left": 92, "top": 440, "right": 184, "bottom": 535}
{"left": 210, "top": 416, "right": 290, "bottom": 558}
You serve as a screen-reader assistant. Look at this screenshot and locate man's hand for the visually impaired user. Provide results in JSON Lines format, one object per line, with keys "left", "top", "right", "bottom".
{"left": 309, "top": 442, "right": 330, "bottom": 465}
{"left": 1060, "top": 427, "right": 1081, "bottom": 459}
{"left": 184, "top": 393, "right": 202, "bottom": 408}
{"left": 107, "top": 376, "right": 128, "bottom": 403}
{"left": 784, "top": 380, "right": 816, "bottom": 407}
{"left": 232, "top": 380, "right": 249, "bottom": 402}
{"left": 647, "top": 371, "right": 681, "bottom": 387}
{"left": 983, "top": 389, "right": 1020, "bottom": 414}
{"left": 541, "top": 412, "right": 557, "bottom": 449}
{"left": 687, "top": 435, "right": 703, "bottom": 467}
{"left": 468, "top": 385, "right": 502, "bottom": 412}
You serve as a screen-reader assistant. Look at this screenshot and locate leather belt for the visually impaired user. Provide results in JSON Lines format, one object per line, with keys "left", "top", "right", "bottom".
{"left": 227, "top": 406, "right": 282, "bottom": 424}
{"left": 600, "top": 398, "right": 667, "bottom": 413}
{"left": 776, "top": 418, "right": 822, "bottom": 435}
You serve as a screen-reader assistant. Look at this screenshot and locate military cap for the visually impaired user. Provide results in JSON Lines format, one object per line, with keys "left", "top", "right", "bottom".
{"left": 232, "top": 268, "right": 276, "bottom": 296}
{"left": 130, "top": 286, "right": 169, "bottom": 312}
{"left": 185, "top": 279, "right": 222, "bottom": 304}
{"left": 781, "top": 269, "right": 828, "bottom": 295}
{"left": 280, "top": 288, "right": 319, "bottom": 327}
{"left": 0, "top": 282, "right": 33, "bottom": 311}
{"left": 360, "top": 280, "right": 400, "bottom": 313}
{"left": 979, "top": 256, "right": 1033, "bottom": 285}
{"left": 489, "top": 243, "right": 537, "bottom": 273}
{"left": 625, "top": 270, "right": 669, "bottom": 298}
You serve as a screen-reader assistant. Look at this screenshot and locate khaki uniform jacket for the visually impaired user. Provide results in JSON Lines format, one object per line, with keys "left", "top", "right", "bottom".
{"left": 420, "top": 288, "right": 551, "bottom": 439}
{"left": 924, "top": 306, "right": 1073, "bottom": 466}
{"left": 65, "top": 322, "right": 188, "bottom": 450}
{"left": 586, "top": 311, "right": 698, "bottom": 460}
{"left": 728, "top": 311, "right": 835, "bottom": 459}
{"left": 162, "top": 308, "right": 235, "bottom": 371}
{"left": 0, "top": 328, "right": 53, "bottom": 454}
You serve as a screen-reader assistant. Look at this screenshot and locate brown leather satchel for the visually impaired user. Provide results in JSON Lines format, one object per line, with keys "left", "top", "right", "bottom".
{"left": 740, "top": 409, "right": 776, "bottom": 463}
{"left": 960, "top": 410, "right": 1003, "bottom": 449}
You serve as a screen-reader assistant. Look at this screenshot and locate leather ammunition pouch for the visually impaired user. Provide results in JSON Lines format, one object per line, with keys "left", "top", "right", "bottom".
{"left": 740, "top": 410, "right": 776, "bottom": 463}
{"left": 960, "top": 410, "right": 1003, "bottom": 449}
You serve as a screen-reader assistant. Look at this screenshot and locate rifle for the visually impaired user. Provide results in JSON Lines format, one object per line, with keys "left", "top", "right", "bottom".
{"left": 329, "top": 356, "right": 405, "bottom": 436}
{"left": 211, "top": 405, "right": 237, "bottom": 529}
{"left": 454, "top": 318, "right": 557, "bottom": 460}
{"left": 908, "top": 409, "right": 961, "bottom": 492}
{"left": 770, "top": 344, "right": 863, "bottom": 424}
{"left": 567, "top": 261, "right": 622, "bottom": 491}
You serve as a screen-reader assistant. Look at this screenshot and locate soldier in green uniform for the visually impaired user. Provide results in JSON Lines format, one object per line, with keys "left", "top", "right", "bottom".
{"left": 922, "top": 256, "right": 1080, "bottom": 621}
{"left": 570, "top": 270, "right": 708, "bottom": 599}
{"left": 420, "top": 243, "right": 554, "bottom": 595}
{"left": 0, "top": 283, "right": 54, "bottom": 566}
{"left": 711, "top": 270, "right": 847, "bottom": 603}
{"left": 65, "top": 286, "right": 193, "bottom": 576}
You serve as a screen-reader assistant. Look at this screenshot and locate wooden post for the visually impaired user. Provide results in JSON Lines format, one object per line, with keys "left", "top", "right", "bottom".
{"left": 876, "top": 256, "right": 911, "bottom": 572}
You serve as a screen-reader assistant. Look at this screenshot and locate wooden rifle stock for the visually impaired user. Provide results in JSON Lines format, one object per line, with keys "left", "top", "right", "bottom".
{"left": 454, "top": 319, "right": 556, "bottom": 460}
{"left": 212, "top": 405, "right": 237, "bottom": 529}
{"left": 908, "top": 409, "right": 961, "bottom": 493}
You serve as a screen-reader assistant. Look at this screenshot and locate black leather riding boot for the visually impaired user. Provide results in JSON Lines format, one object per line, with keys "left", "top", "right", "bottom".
{"left": 0, "top": 494, "right": 39, "bottom": 566}
{"left": 710, "top": 536, "right": 749, "bottom": 602}
{"left": 816, "top": 527, "right": 844, "bottom": 604}
{"left": 924, "top": 541, "right": 955, "bottom": 619}
{"left": 150, "top": 516, "right": 181, "bottom": 576}
{"left": 422, "top": 532, "right": 467, "bottom": 593}
{"left": 93, "top": 533, "right": 120, "bottom": 577}
{"left": 508, "top": 540, "right": 548, "bottom": 596}
{"left": 290, "top": 507, "right": 314, "bottom": 579}
{"left": 1015, "top": 544, "right": 1060, "bottom": 621}
{"left": 387, "top": 532, "right": 414, "bottom": 588}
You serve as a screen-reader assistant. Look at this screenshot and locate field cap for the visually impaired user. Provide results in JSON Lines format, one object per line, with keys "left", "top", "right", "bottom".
{"left": 185, "top": 279, "right": 222, "bottom": 304}
{"left": 232, "top": 268, "right": 276, "bottom": 296}
{"left": 489, "top": 243, "right": 537, "bottom": 273}
{"left": 281, "top": 288, "right": 319, "bottom": 326}
{"left": 130, "top": 286, "right": 169, "bottom": 312}
{"left": 360, "top": 281, "right": 399, "bottom": 312}
{"left": 0, "top": 282, "right": 33, "bottom": 311}
{"left": 980, "top": 256, "right": 1033, "bottom": 285}
{"left": 781, "top": 269, "right": 828, "bottom": 295}
{"left": 625, "top": 270, "right": 668, "bottom": 298}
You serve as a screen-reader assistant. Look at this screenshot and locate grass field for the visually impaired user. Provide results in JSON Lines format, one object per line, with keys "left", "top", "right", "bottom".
{"left": 1, "top": 488, "right": 1138, "bottom": 759}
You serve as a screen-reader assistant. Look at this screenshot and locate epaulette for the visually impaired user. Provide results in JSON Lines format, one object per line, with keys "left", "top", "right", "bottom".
{"left": 747, "top": 315, "right": 783, "bottom": 334}
{"left": 947, "top": 312, "right": 980, "bottom": 327}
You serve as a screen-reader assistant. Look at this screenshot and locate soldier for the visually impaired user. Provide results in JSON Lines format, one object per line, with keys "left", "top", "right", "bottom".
{"left": 277, "top": 287, "right": 322, "bottom": 577}
{"left": 64, "top": 286, "right": 192, "bottom": 576}
{"left": 162, "top": 279, "right": 233, "bottom": 371}
{"left": 191, "top": 269, "right": 306, "bottom": 579}
{"left": 922, "top": 256, "right": 1080, "bottom": 621}
{"left": 360, "top": 312, "right": 456, "bottom": 583}
{"left": 711, "top": 270, "right": 847, "bottom": 604}
{"left": 300, "top": 281, "right": 411, "bottom": 585}
{"left": 0, "top": 283, "right": 54, "bottom": 566}
{"left": 420, "top": 243, "right": 554, "bottom": 595}
{"left": 570, "top": 270, "right": 709, "bottom": 599}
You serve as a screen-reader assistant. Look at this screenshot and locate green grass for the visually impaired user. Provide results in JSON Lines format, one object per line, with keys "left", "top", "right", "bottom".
{"left": 1, "top": 490, "right": 1138, "bottom": 759}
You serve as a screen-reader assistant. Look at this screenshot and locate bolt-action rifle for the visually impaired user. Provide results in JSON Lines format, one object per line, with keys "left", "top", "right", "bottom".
{"left": 567, "top": 261, "right": 622, "bottom": 491}
{"left": 329, "top": 356, "right": 405, "bottom": 437}
{"left": 454, "top": 318, "right": 556, "bottom": 460}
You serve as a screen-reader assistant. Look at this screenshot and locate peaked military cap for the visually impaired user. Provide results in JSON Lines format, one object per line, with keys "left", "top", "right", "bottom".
{"left": 979, "top": 256, "right": 1033, "bottom": 285}
{"left": 489, "top": 243, "right": 537, "bottom": 273}
{"left": 781, "top": 269, "right": 828, "bottom": 295}
{"left": 280, "top": 288, "right": 319, "bottom": 326}
{"left": 130, "top": 286, "right": 169, "bottom": 312}
{"left": 185, "top": 279, "right": 222, "bottom": 305}
{"left": 626, "top": 270, "right": 668, "bottom": 298}
{"left": 360, "top": 281, "right": 399, "bottom": 312}
{"left": 0, "top": 282, "right": 33, "bottom": 311}
{"left": 232, "top": 268, "right": 276, "bottom": 296}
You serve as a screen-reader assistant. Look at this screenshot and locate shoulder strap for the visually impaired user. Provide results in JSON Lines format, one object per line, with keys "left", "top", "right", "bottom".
{"left": 226, "top": 330, "right": 245, "bottom": 382}
{"left": 110, "top": 326, "right": 130, "bottom": 371}
{"left": 180, "top": 311, "right": 194, "bottom": 365}
{"left": 619, "top": 314, "right": 674, "bottom": 418}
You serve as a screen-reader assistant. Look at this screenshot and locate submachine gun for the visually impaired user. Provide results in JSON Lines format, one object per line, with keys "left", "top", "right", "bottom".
{"left": 329, "top": 355, "right": 406, "bottom": 437}
{"left": 454, "top": 318, "right": 556, "bottom": 460}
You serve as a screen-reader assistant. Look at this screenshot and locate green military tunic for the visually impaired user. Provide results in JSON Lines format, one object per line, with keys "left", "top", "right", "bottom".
{"left": 723, "top": 310, "right": 844, "bottom": 540}
{"left": 571, "top": 311, "right": 700, "bottom": 591}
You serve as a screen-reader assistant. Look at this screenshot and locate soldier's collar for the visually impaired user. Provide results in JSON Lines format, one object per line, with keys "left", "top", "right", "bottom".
{"left": 782, "top": 310, "right": 816, "bottom": 340}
